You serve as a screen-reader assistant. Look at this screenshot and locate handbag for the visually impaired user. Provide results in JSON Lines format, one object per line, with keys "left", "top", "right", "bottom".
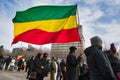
{"left": 116, "top": 72, "right": 120, "bottom": 80}
{"left": 29, "top": 72, "right": 37, "bottom": 79}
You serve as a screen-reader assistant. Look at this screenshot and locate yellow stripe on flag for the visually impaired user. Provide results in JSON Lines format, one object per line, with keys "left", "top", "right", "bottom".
{"left": 14, "top": 15, "right": 77, "bottom": 37}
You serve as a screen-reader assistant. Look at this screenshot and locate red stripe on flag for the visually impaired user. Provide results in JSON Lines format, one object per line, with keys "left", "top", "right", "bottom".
{"left": 12, "top": 28, "right": 80, "bottom": 45}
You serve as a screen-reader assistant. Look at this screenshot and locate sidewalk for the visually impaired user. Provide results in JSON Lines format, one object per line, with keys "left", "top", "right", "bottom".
{"left": 0, "top": 70, "right": 27, "bottom": 80}
{"left": 0, "top": 70, "right": 50, "bottom": 80}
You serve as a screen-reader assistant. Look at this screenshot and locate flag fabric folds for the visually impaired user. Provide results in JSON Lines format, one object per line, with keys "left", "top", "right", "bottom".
{"left": 12, "top": 5, "right": 80, "bottom": 45}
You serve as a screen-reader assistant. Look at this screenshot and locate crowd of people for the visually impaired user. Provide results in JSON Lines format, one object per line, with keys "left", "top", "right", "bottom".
{"left": 25, "top": 36, "right": 120, "bottom": 80}
{"left": 84, "top": 36, "right": 120, "bottom": 80}
{"left": 0, "top": 45, "right": 27, "bottom": 71}
{"left": 0, "top": 54, "right": 26, "bottom": 71}
{"left": 24, "top": 47, "right": 84, "bottom": 80}
{"left": 0, "top": 36, "right": 120, "bottom": 80}
{"left": 25, "top": 52, "right": 67, "bottom": 80}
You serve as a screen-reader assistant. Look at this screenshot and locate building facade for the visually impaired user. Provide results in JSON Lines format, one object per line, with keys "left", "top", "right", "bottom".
{"left": 50, "top": 25, "right": 85, "bottom": 59}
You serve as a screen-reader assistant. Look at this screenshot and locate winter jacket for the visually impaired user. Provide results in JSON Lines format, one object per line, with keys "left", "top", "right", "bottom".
{"left": 66, "top": 53, "right": 82, "bottom": 80}
{"left": 33, "top": 57, "right": 45, "bottom": 73}
{"left": 105, "top": 50, "right": 120, "bottom": 73}
{"left": 84, "top": 46, "right": 117, "bottom": 80}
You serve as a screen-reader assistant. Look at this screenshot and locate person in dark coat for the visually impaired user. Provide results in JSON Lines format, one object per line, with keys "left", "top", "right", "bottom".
{"left": 104, "top": 43, "right": 120, "bottom": 73}
{"left": 60, "top": 59, "right": 66, "bottom": 80}
{"left": 0, "top": 45, "right": 3, "bottom": 55}
{"left": 84, "top": 36, "right": 117, "bottom": 80}
{"left": 66, "top": 46, "right": 82, "bottom": 80}
{"left": 25, "top": 56, "right": 34, "bottom": 79}
{"left": 17, "top": 58, "right": 23, "bottom": 71}
{"left": 79, "top": 64, "right": 90, "bottom": 80}
{"left": 5, "top": 56, "right": 12, "bottom": 71}
{"left": 0, "top": 54, "right": 5, "bottom": 70}
{"left": 33, "top": 53, "right": 45, "bottom": 80}
{"left": 56, "top": 60, "right": 61, "bottom": 80}
{"left": 43, "top": 53, "right": 50, "bottom": 77}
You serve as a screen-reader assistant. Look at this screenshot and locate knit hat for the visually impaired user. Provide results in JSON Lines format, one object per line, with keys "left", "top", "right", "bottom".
{"left": 110, "top": 43, "right": 116, "bottom": 53}
{"left": 90, "top": 36, "right": 102, "bottom": 46}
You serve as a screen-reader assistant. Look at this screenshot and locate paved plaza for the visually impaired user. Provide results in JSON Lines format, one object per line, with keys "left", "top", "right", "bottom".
{"left": 0, "top": 70, "right": 49, "bottom": 80}
{"left": 0, "top": 70, "right": 27, "bottom": 80}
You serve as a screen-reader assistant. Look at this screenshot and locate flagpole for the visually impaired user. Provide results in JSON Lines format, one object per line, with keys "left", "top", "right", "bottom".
{"left": 76, "top": 3, "right": 81, "bottom": 43}
{"left": 76, "top": 4, "right": 80, "bottom": 26}
{"left": 76, "top": 4, "right": 84, "bottom": 56}
{"left": 76, "top": 4, "right": 81, "bottom": 44}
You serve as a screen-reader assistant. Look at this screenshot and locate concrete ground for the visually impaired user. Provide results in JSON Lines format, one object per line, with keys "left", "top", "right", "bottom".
{"left": 0, "top": 70, "right": 49, "bottom": 80}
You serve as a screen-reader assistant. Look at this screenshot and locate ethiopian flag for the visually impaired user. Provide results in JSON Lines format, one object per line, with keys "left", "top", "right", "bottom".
{"left": 12, "top": 5, "right": 80, "bottom": 45}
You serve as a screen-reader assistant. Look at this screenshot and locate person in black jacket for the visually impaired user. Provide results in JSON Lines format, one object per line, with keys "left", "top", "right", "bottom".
{"left": 25, "top": 56, "right": 34, "bottom": 79}
{"left": 104, "top": 43, "right": 120, "bottom": 73}
{"left": 43, "top": 53, "right": 50, "bottom": 78}
{"left": 5, "top": 56, "right": 12, "bottom": 71}
{"left": 66, "top": 46, "right": 82, "bottom": 80}
{"left": 33, "top": 53, "right": 45, "bottom": 80}
{"left": 0, "top": 54, "right": 5, "bottom": 70}
{"left": 0, "top": 45, "right": 3, "bottom": 55}
{"left": 60, "top": 59, "right": 66, "bottom": 80}
{"left": 17, "top": 58, "right": 23, "bottom": 71}
{"left": 79, "top": 64, "right": 90, "bottom": 80}
{"left": 84, "top": 36, "right": 117, "bottom": 80}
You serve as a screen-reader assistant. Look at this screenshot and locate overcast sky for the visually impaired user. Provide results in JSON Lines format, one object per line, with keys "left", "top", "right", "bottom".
{"left": 0, "top": 0, "right": 120, "bottom": 51}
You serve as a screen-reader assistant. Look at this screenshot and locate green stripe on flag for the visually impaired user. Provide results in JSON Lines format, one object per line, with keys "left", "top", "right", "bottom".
{"left": 13, "top": 5, "right": 77, "bottom": 23}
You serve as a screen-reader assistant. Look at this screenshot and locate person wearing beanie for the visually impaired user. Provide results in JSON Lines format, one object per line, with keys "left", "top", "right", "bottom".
{"left": 84, "top": 36, "right": 117, "bottom": 80}
{"left": 105, "top": 43, "right": 120, "bottom": 74}
{"left": 66, "top": 46, "right": 82, "bottom": 80}
{"left": 90, "top": 36, "right": 103, "bottom": 50}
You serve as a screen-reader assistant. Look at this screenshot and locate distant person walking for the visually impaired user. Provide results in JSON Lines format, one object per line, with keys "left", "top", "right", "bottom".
{"left": 43, "top": 53, "right": 50, "bottom": 77}
{"left": 0, "top": 54, "right": 5, "bottom": 70}
{"left": 17, "top": 57, "right": 23, "bottom": 71}
{"left": 0, "top": 45, "right": 4, "bottom": 55}
{"left": 56, "top": 59, "right": 61, "bottom": 80}
{"left": 25, "top": 56, "right": 34, "bottom": 79}
{"left": 66, "top": 46, "right": 82, "bottom": 80}
{"left": 5, "top": 56, "right": 12, "bottom": 71}
{"left": 60, "top": 59, "right": 66, "bottom": 80}
{"left": 84, "top": 36, "right": 117, "bottom": 80}
{"left": 50, "top": 57, "right": 56, "bottom": 80}
{"left": 104, "top": 43, "right": 120, "bottom": 80}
